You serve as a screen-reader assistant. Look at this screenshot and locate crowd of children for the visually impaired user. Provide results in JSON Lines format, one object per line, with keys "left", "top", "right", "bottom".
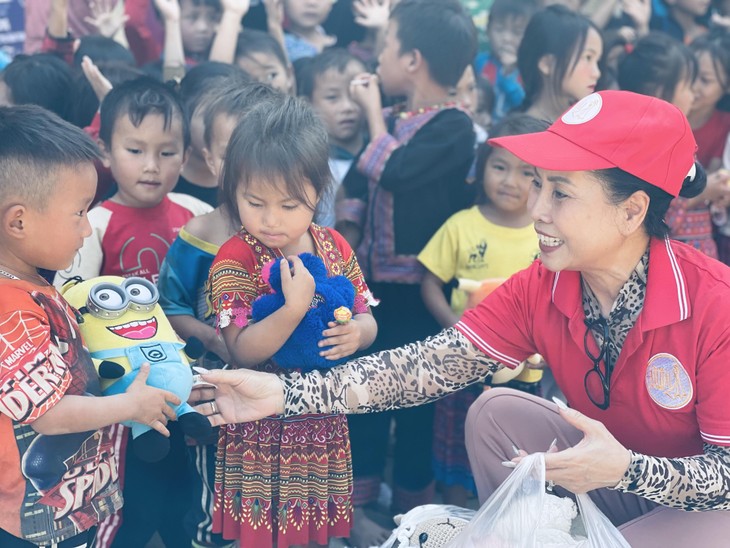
{"left": 2, "top": 0, "right": 730, "bottom": 547}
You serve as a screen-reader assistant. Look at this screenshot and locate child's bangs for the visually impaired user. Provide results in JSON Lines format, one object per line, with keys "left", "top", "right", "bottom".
{"left": 238, "top": 144, "right": 319, "bottom": 210}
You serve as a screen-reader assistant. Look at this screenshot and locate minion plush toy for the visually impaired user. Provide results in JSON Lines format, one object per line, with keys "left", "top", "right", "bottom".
{"left": 62, "top": 276, "right": 216, "bottom": 462}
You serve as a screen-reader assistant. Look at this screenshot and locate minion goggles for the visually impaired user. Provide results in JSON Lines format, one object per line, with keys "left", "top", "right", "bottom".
{"left": 78, "top": 277, "right": 159, "bottom": 320}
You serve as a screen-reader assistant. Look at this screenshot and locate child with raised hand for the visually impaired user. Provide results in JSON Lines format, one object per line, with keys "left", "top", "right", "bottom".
{"left": 517, "top": 4, "right": 602, "bottom": 122}
{"left": 297, "top": 48, "right": 367, "bottom": 227}
{"left": 208, "top": 0, "right": 291, "bottom": 74}
{"left": 208, "top": 95, "right": 377, "bottom": 547}
{"left": 350, "top": 0, "right": 390, "bottom": 68}
{"left": 475, "top": 0, "right": 538, "bottom": 123}
{"left": 341, "top": 0, "right": 476, "bottom": 544}
{"left": 0, "top": 105, "right": 179, "bottom": 548}
{"left": 418, "top": 114, "right": 545, "bottom": 508}
{"left": 170, "top": 0, "right": 221, "bottom": 63}
{"left": 282, "top": 0, "right": 337, "bottom": 61}
{"left": 53, "top": 77, "right": 211, "bottom": 288}
{"left": 159, "top": 79, "right": 280, "bottom": 548}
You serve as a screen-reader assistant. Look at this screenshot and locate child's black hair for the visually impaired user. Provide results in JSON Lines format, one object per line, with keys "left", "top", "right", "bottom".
{"left": 518, "top": 5, "right": 599, "bottom": 109}
{"left": 0, "top": 53, "right": 74, "bottom": 121}
{"left": 235, "top": 29, "right": 289, "bottom": 69}
{"left": 219, "top": 96, "right": 331, "bottom": 221}
{"left": 487, "top": 0, "right": 539, "bottom": 29}
{"left": 296, "top": 48, "right": 365, "bottom": 99}
{"left": 0, "top": 105, "right": 101, "bottom": 209}
{"left": 389, "top": 0, "right": 477, "bottom": 88}
{"left": 99, "top": 76, "right": 190, "bottom": 149}
{"left": 203, "top": 81, "right": 282, "bottom": 148}
{"left": 474, "top": 114, "right": 548, "bottom": 204}
{"left": 690, "top": 29, "right": 730, "bottom": 111}
{"left": 617, "top": 32, "right": 697, "bottom": 104}
{"left": 179, "top": 61, "right": 250, "bottom": 119}
{"left": 73, "top": 36, "right": 136, "bottom": 66}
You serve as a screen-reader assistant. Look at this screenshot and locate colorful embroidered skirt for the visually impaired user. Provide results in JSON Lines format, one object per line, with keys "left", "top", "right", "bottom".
{"left": 212, "top": 413, "right": 353, "bottom": 548}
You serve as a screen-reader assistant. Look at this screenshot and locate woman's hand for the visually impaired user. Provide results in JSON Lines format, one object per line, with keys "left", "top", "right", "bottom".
{"left": 511, "top": 401, "right": 631, "bottom": 494}
{"left": 190, "top": 368, "right": 286, "bottom": 425}
{"left": 319, "top": 320, "right": 362, "bottom": 360}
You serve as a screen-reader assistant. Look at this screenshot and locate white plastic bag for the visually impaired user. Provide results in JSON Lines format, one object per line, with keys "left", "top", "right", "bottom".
{"left": 447, "top": 453, "right": 630, "bottom": 548}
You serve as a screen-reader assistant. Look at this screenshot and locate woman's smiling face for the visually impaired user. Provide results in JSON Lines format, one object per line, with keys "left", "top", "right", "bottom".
{"left": 529, "top": 169, "right": 628, "bottom": 274}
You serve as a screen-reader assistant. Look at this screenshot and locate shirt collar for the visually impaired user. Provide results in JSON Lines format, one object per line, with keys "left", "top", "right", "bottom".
{"left": 551, "top": 237, "right": 690, "bottom": 329}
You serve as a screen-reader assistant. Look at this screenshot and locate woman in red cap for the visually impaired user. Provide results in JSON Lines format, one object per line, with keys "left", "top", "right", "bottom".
{"left": 194, "top": 90, "right": 730, "bottom": 545}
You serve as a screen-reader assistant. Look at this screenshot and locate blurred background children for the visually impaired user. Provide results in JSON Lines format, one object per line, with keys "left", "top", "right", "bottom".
{"left": 298, "top": 48, "right": 367, "bottom": 227}
{"left": 687, "top": 30, "right": 730, "bottom": 262}
{"left": 475, "top": 0, "right": 538, "bottom": 123}
{"left": 617, "top": 31, "right": 730, "bottom": 260}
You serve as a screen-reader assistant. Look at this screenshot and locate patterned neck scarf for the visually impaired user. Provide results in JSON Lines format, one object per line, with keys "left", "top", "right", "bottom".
{"left": 581, "top": 249, "right": 650, "bottom": 371}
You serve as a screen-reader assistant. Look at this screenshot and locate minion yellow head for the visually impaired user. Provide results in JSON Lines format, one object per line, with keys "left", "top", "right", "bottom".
{"left": 61, "top": 276, "right": 180, "bottom": 352}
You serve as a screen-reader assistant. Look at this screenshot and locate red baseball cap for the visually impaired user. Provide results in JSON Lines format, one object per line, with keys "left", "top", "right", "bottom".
{"left": 489, "top": 90, "right": 697, "bottom": 197}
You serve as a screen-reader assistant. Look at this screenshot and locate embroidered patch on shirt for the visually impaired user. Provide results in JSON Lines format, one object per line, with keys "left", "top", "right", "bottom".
{"left": 645, "top": 353, "right": 693, "bottom": 409}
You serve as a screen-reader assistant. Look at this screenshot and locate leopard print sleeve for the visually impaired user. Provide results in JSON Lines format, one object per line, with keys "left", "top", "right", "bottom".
{"left": 613, "top": 444, "right": 730, "bottom": 510}
{"left": 281, "top": 327, "right": 503, "bottom": 415}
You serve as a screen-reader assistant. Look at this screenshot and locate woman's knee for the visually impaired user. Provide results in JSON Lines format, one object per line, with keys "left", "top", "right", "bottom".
{"left": 465, "top": 388, "right": 540, "bottom": 434}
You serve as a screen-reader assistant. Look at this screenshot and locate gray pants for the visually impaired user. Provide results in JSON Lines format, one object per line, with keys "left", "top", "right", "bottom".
{"left": 465, "top": 388, "right": 730, "bottom": 547}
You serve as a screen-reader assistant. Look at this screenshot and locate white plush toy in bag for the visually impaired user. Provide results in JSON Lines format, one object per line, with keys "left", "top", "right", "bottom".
{"left": 379, "top": 504, "right": 476, "bottom": 548}
{"left": 446, "top": 453, "right": 631, "bottom": 547}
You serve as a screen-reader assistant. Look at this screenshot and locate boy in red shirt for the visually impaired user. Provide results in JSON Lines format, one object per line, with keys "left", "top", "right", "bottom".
{"left": 53, "top": 77, "right": 211, "bottom": 288}
{"left": 0, "top": 105, "right": 178, "bottom": 547}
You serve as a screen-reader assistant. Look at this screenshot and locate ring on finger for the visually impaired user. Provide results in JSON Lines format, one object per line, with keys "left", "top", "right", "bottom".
{"left": 546, "top": 480, "right": 555, "bottom": 492}
{"left": 210, "top": 401, "right": 218, "bottom": 415}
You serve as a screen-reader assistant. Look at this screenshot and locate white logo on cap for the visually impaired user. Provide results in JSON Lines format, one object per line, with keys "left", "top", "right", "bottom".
{"left": 561, "top": 93, "right": 603, "bottom": 125}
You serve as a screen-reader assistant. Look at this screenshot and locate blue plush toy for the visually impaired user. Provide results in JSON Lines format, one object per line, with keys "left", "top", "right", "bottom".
{"left": 251, "top": 253, "right": 355, "bottom": 372}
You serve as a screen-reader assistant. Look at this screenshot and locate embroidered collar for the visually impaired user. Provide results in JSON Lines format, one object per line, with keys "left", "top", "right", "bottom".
{"left": 390, "top": 101, "right": 458, "bottom": 120}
